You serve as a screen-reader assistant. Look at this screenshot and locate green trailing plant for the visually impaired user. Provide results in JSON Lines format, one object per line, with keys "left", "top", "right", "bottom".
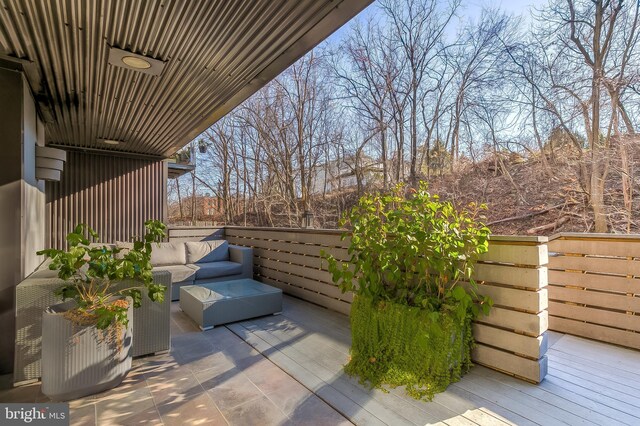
{"left": 347, "top": 296, "right": 473, "bottom": 400}
{"left": 37, "top": 220, "right": 168, "bottom": 348}
{"left": 324, "top": 182, "right": 492, "bottom": 400}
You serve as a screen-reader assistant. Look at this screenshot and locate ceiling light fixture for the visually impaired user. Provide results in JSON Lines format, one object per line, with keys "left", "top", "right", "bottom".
{"left": 108, "top": 46, "right": 166, "bottom": 76}
{"left": 121, "top": 56, "right": 151, "bottom": 69}
{"left": 100, "top": 139, "right": 122, "bottom": 146}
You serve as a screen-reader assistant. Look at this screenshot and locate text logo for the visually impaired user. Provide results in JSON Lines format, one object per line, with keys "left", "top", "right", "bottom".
{"left": 1, "top": 404, "right": 69, "bottom": 425}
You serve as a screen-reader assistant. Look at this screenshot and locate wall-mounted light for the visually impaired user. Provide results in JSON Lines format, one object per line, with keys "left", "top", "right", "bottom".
{"left": 108, "top": 47, "right": 166, "bottom": 76}
{"left": 99, "top": 138, "right": 123, "bottom": 146}
{"left": 35, "top": 146, "right": 66, "bottom": 181}
{"left": 301, "top": 210, "right": 314, "bottom": 229}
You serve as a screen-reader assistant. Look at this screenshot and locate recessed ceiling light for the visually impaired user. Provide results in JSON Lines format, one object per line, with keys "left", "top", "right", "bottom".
{"left": 121, "top": 56, "right": 151, "bottom": 69}
{"left": 108, "top": 46, "right": 166, "bottom": 76}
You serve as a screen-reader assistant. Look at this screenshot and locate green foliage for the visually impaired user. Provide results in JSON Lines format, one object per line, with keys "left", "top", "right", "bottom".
{"left": 325, "top": 182, "right": 491, "bottom": 315}
{"left": 324, "top": 182, "right": 492, "bottom": 399}
{"left": 37, "top": 220, "right": 167, "bottom": 332}
{"left": 348, "top": 296, "right": 473, "bottom": 400}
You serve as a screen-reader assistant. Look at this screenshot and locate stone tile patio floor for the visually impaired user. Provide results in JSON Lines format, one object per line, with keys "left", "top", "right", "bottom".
{"left": 0, "top": 302, "right": 351, "bottom": 425}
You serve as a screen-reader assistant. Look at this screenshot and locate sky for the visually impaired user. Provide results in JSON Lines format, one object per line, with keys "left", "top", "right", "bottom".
{"left": 464, "top": 0, "right": 537, "bottom": 17}
{"left": 329, "top": 0, "right": 538, "bottom": 43}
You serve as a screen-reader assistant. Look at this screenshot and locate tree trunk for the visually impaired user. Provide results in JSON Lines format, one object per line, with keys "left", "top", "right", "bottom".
{"left": 176, "top": 178, "right": 184, "bottom": 221}
{"left": 409, "top": 84, "right": 418, "bottom": 186}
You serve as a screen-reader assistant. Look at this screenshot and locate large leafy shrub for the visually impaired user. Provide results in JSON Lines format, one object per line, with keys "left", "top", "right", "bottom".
{"left": 37, "top": 220, "right": 167, "bottom": 348}
{"left": 325, "top": 182, "right": 492, "bottom": 399}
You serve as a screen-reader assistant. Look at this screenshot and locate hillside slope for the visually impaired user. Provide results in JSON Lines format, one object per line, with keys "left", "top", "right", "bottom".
{"left": 428, "top": 147, "right": 638, "bottom": 235}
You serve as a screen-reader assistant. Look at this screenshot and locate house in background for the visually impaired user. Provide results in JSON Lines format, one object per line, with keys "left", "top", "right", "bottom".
{"left": 311, "top": 154, "right": 384, "bottom": 195}
{"left": 168, "top": 194, "right": 225, "bottom": 225}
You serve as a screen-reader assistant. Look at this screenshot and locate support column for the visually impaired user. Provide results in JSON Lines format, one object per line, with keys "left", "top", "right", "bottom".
{"left": 0, "top": 66, "right": 45, "bottom": 374}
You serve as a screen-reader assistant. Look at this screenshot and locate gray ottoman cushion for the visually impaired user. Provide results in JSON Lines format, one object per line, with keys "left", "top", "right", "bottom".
{"left": 153, "top": 265, "right": 197, "bottom": 301}
{"left": 180, "top": 279, "right": 283, "bottom": 330}
{"left": 190, "top": 261, "right": 243, "bottom": 280}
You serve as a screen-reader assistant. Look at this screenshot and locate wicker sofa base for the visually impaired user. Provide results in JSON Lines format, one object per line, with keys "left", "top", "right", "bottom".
{"left": 14, "top": 270, "right": 172, "bottom": 385}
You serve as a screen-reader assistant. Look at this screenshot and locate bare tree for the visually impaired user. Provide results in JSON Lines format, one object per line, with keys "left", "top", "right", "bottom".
{"left": 380, "top": 0, "right": 460, "bottom": 185}
{"left": 334, "top": 19, "right": 393, "bottom": 189}
{"left": 528, "top": 0, "right": 640, "bottom": 231}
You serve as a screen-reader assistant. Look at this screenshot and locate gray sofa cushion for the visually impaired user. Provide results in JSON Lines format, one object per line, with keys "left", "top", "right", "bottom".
{"left": 115, "top": 241, "right": 134, "bottom": 259}
{"left": 185, "top": 240, "right": 229, "bottom": 263}
{"left": 86, "top": 243, "right": 116, "bottom": 250}
{"left": 116, "top": 241, "right": 187, "bottom": 266}
{"left": 190, "top": 261, "right": 243, "bottom": 280}
{"left": 153, "top": 265, "right": 196, "bottom": 283}
{"left": 150, "top": 242, "right": 187, "bottom": 266}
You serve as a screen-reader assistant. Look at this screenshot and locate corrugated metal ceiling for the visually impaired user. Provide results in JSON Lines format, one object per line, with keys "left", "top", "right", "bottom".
{"left": 0, "top": 0, "right": 371, "bottom": 156}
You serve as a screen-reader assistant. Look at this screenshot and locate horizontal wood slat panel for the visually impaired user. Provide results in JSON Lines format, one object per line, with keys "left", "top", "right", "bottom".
{"left": 472, "top": 345, "right": 547, "bottom": 383}
{"left": 254, "top": 256, "right": 335, "bottom": 286}
{"left": 170, "top": 237, "right": 224, "bottom": 243}
{"left": 476, "top": 307, "right": 548, "bottom": 336}
{"left": 549, "top": 270, "right": 637, "bottom": 294}
{"left": 548, "top": 234, "right": 640, "bottom": 348}
{"left": 549, "top": 301, "right": 640, "bottom": 333}
{"left": 479, "top": 243, "right": 548, "bottom": 266}
{"left": 549, "top": 316, "right": 640, "bottom": 349}
{"left": 168, "top": 227, "right": 225, "bottom": 239}
{"left": 472, "top": 323, "right": 547, "bottom": 359}
{"left": 253, "top": 247, "right": 326, "bottom": 271}
{"left": 549, "top": 238, "right": 640, "bottom": 258}
{"left": 168, "top": 237, "right": 204, "bottom": 243}
{"left": 549, "top": 255, "right": 640, "bottom": 276}
{"left": 473, "top": 263, "right": 547, "bottom": 289}
{"left": 549, "top": 285, "right": 640, "bottom": 313}
{"left": 227, "top": 236, "right": 351, "bottom": 260}
{"left": 226, "top": 228, "right": 349, "bottom": 248}
{"left": 255, "top": 266, "right": 350, "bottom": 302}
{"left": 257, "top": 275, "right": 351, "bottom": 316}
{"left": 472, "top": 283, "right": 547, "bottom": 313}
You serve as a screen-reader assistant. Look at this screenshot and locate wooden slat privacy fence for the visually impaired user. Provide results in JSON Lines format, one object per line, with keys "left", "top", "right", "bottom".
{"left": 167, "top": 226, "right": 225, "bottom": 243}
{"left": 225, "top": 227, "right": 353, "bottom": 315}
{"left": 224, "top": 226, "right": 549, "bottom": 383}
{"left": 548, "top": 233, "right": 640, "bottom": 349}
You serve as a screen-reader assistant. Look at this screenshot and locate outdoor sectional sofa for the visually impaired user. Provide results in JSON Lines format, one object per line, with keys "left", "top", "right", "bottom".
{"left": 13, "top": 239, "right": 252, "bottom": 385}
{"left": 140, "top": 240, "right": 253, "bottom": 301}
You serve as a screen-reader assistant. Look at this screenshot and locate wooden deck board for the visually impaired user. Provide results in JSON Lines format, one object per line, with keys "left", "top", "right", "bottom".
{"left": 470, "top": 365, "right": 621, "bottom": 425}
{"left": 547, "top": 352, "right": 640, "bottom": 391}
{"left": 228, "top": 295, "right": 640, "bottom": 425}
{"left": 551, "top": 334, "right": 640, "bottom": 371}
{"left": 241, "top": 320, "right": 446, "bottom": 425}
{"left": 549, "top": 363, "right": 640, "bottom": 405}
{"left": 438, "top": 386, "right": 533, "bottom": 426}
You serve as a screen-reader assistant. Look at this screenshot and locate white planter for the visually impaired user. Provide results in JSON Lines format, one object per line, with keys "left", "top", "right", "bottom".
{"left": 41, "top": 298, "right": 133, "bottom": 401}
